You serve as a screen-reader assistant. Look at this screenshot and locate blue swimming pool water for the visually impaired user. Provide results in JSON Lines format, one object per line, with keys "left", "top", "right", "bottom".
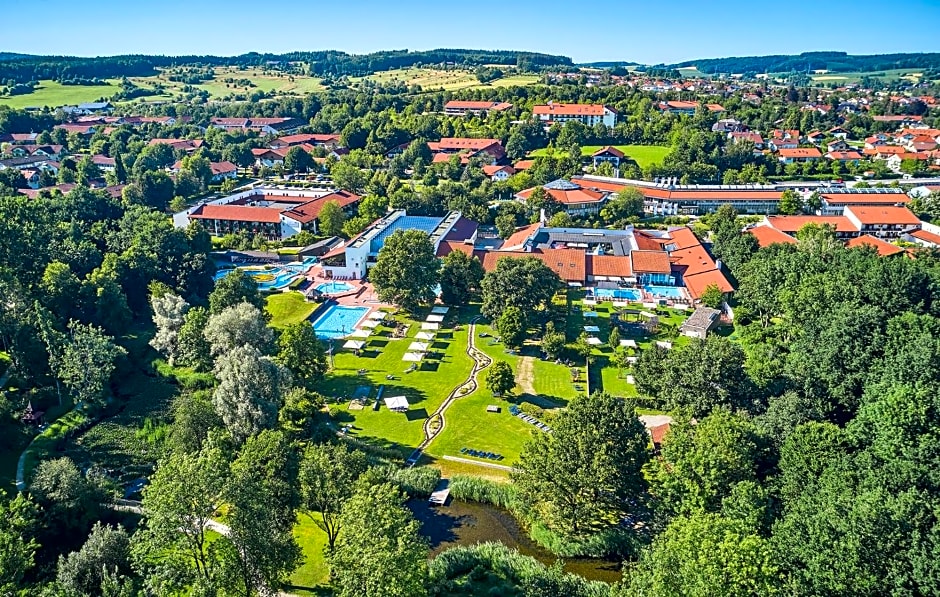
{"left": 316, "top": 281, "right": 354, "bottom": 294}
{"left": 214, "top": 260, "right": 313, "bottom": 291}
{"left": 312, "top": 305, "right": 369, "bottom": 339}
{"left": 591, "top": 287, "right": 642, "bottom": 301}
{"left": 644, "top": 285, "right": 685, "bottom": 298}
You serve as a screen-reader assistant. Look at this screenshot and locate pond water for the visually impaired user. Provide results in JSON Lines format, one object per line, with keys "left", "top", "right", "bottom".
{"left": 407, "top": 499, "right": 623, "bottom": 583}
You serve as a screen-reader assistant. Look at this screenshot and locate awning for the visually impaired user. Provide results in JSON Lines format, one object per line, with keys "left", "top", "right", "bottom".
{"left": 583, "top": 325, "right": 600, "bottom": 332}
{"left": 383, "top": 395, "right": 409, "bottom": 411}
{"left": 431, "top": 306, "right": 449, "bottom": 314}
{"left": 408, "top": 341, "right": 430, "bottom": 352}
{"left": 349, "top": 329, "right": 371, "bottom": 338}
{"left": 343, "top": 340, "right": 366, "bottom": 350}
{"left": 620, "top": 339, "right": 638, "bottom": 348}
{"left": 586, "top": 337, "right": 603, "bottom": 345}
{"left": 415, "top": 331, "right": 435, "bottom": 341}
{"left": 593, "top": 276, "right": 608, "bottom": 282}
{"left": 361, "top": 319, "right": 380, "bottom": 328}
{"left": 421, "top": 322, "right": 440, "bottom": 331}
{"left": 368, "top": 311, "right": 387, "bottom": 320}
{"left": 402, "top": 352, "right": 425, "bottom": 362}
{"left": 426, "top": 314, "right": 444, "bottom": 323}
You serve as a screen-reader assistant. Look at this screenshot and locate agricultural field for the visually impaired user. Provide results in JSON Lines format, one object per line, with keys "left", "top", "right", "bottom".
{"left": 0, "top": 79, "right": 125, "bottom": 109}
{"left": 529, "top": 144, "right": 672, "bottom": 169}
{"left": 677, "top": 66, "right": 709, "bottom": 78}
{"left": 128, "top": 66, "right": 325, "bottom": 99}
{"left": 353, "top": 67, "right": 540, "bottom": 91}
{"left": 808, "top": 68, "right": 930, "bottom": 84}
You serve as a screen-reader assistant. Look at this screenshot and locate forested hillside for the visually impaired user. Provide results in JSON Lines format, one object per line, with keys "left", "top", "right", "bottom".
{"left": 668, "top": 51, "right": 940, "bottom": 75}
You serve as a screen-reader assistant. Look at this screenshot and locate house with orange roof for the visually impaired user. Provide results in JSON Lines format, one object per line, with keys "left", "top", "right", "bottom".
{"left": 826, "top": 151, "right": 863, "bottom": 164}
{"left": 844, "top": 205, "right": 921, "bottom": 238}
{"left": 516, "top": 179, "right": 608, "bottom": 216}
{"left": 592, "top": 146, "right": 624, "bottom": 168}
{"left": 444, "top": 100, "right": 513, "bottom": 116}
{"left": 845, "top": 235, "right": 905, "bottom": 256}
{"left": 902, "top": 227, "right": 940, "bottom": 248}
{"left": 746, "top": 225, "right": 798, "bottom": 248}
{"left": 482, "top": 164, "right": 515, "bottom": 181}
{"left": 532, "top": 103, "right": 617, "bottom": 127}
{"left": 777, "top": 147, "right": 823, "bottom": 164}
{"left": 427, "top": 138, "right": 505, "bottom": 163}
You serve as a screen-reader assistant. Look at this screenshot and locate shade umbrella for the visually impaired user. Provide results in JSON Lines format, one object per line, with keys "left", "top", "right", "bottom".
{"left": 368, "top": 311, "right": 387, "bottom": 320}
{"left": 402, "top": 352, "right": 425, "bottom": 362}
{"left": 431, "top": 306, "right": 449, "bottom": 314}
{"left": 583, "top": 325, "right": 600, "bottom": 332}
{"left": 361, "top": 319, "right": 380, "bottom": 328}
{"left": 426, "top": 314, "right": 444, "bottom": 323}
{"left": 586, "top": 337, "right": 603, "bottom": 345}
{"left": 408, "top": 341, "right": 430, "bottom": 352}
{"left": 415, "top": 331, "right": 435, "bottom": 341}
{"left": 349, "top": 329, "right": 371, "bottom": 338}
{"left": 421, "top": 322, "right": 440, "bottom": 331}
{"left": 343, "top": 340, "right": 366, "bottom": 350}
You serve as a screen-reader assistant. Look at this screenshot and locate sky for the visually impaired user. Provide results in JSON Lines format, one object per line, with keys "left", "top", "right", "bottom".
{"left": 8, "top": 0, "right": 940, "bottom": 64}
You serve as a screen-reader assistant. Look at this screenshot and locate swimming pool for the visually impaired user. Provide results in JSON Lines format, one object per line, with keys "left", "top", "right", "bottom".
{"left": 312, "top": 305, "right": 369, "bottom": 339}
{"left": 316, "top": 281, "right": 354, "bottom": 294}
{"left": 591, "top": 287, "right": 642, "bottom": 301}
{"left": 644, "top": 285, "right": 685, "bottom": 299}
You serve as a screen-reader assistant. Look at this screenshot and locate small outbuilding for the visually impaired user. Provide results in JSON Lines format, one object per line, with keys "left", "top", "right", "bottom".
{"left": 679, "top": 307, "right": 722, "bottom": 339}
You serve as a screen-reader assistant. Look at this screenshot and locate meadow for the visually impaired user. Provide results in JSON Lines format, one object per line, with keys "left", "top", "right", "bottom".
{"left": 353, "top": 67, "right": 540, "bottom": 91}
{"left": 529, "top": 144, "right": 672, "bottom": 169}
{"left": 0, "top": 79, "right": 125, "bottom": 109}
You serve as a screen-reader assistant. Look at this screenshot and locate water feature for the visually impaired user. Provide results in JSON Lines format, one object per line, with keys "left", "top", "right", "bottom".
{"left": 591, "top": 287, "right": 642, "bottom": 302}
{"left": 316, "top": 281, "right": 354, "bottom": 294}
{"left": 312, "top": 305, "right": 369, "bottom": 339}
{"left": 643, "top": 284, "right": 685, "bottom": 299}
{"left": 407, "top": 499, "right": 622, "bottom": 583}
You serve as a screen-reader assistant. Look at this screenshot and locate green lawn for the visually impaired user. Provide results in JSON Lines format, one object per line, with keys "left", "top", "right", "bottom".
{"left": 288, "top": 515, "right": 331, "bottom": 595}
{"left": 320, "top": 308, "right": 475, "bottom": 457}
{"left": 0, "top": 79, "right": 123, "bottom": 108}
{"left": 352, "top": 67, "right": 540, "bottom": 92}
{"left": 266, "top": 292, "right": 318, "bottom": 328}
{"left": 529, "top": 145, "right": 672, "bottom": 169}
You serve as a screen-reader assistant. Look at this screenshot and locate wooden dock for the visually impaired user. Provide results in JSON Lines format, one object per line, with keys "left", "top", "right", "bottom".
{"left": 428, "top": 478, "right": 450, "bottom": 506}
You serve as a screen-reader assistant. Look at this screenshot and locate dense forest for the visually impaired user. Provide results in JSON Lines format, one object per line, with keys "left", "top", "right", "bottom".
{"left": 667, "top": 51, "right": 940, "bottom": 75}
{"left": 0, "top": 49, "right": 573, "bottom": 85}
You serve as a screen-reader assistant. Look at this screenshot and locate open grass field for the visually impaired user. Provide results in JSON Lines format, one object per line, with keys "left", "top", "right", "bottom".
{"left": 288, "top": 515, "right": 331, "bottom": 595}
{"left": 0, "top": 79, "right": 124, "bottom": 109}
{"left": 808, "top": 68, "right": 932, "bottom": 85}
{"left": 353, "top": 67, "right": 541, "bottom": 92}
{"left": 529, "top": 145, "right": 672, "bottom": 169}
{"left": 125, "top": 66, "right": 325, "bottom": 101}
{"left": 265, "top": 292, "right": 318, "bottom": 328}
{"left": 677, "top": 66, "right": 709, "bottom": 78}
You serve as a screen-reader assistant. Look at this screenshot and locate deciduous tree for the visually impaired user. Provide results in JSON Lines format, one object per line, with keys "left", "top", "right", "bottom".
{"left": 213, "top": 344, "right": 291, "bottom": 443}
{"left": 439, "top": 250, "right": 484, "bottom": 306}
{"left": 299, "top": 443, "right": 369, "bottom": 551}
{"left": 485, "top": 361, "right": 516, "bottom": 397}
{"left": 370, "top": 229, "right": 440, "bottom": 314}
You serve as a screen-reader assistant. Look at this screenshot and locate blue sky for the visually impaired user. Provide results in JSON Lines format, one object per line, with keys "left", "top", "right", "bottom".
{"left": 8, "top": 0, "right": 940, "bottom": 64}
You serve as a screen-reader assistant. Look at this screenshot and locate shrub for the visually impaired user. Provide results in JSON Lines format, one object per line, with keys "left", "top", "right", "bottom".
{"left": 449, "top": 475, "right": 518, "bottom": 510}
{"left": 528, "top": 520, "right": 640, "bottom": 559}
{"left": 380, "top": 465, "right": 441, "bottom": 497}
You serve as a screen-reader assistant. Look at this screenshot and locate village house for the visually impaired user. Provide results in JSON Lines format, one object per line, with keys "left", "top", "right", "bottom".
{"left": 443, "top": 100, "right": 513, "bottom": 117}
{"left": 427, "top": 138, "right": 506, "bottom": 164}
{"left": 482, "top": 164, "right": 515, "bottom": 181}
{"left": 532, "top": 103, "right": 617, "bottom": 127}
{"left": 517, "top": 179, "right": 608, "bottom": 216}
{"left": 777, "top": 148, "right": 822, "bottom": 164}
{"left": 591, "top": 146, "right": 624, "bottom": 168}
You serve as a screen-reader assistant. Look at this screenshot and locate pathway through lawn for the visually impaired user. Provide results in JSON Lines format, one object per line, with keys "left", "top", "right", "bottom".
{"left": 516, "top": 356, "right": 536, "bottom": 395}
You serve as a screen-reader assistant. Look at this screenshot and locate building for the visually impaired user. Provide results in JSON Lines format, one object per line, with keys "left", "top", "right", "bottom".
{"left": 532, "top": 103, "right": 617, "bottom": 127}
{"left": 482, "top": 164, "right": 515, "bottom": 181}
{"left": 762, "top": 205, "right": 921, "bottom": 240}
{"left": 91, "top": 155, "right": 116, "bottom": 172}
{"left": 517, "top": 179, "right": 608, "bottom": 216}
{"left": 319, "top": 210, "right": 477, "bottom": 279}
{"left": 186, "top": 187, "right": 360, "bottom": 240}
{"left": 680, "top": 307, "right": 722, "bottom": 338}
{"left": 817, "top": 189, "right": 910, "bottom": 216}
{"left": 826, "top": 150, "right": 863, "bottom": 164}
{"left": 269, "top": 133, "right": 340, "bottom": 150}
{"left": 209, "top": 117, "right": 302, "bottom": 135}
{"left": 443, "top": 101, "right": 513, "bottom": 116}
{"left": 845, "top": 235, "right": 905, "bottom": 256}
{"left": 777, "top": 148, "right": 823, "bottom": 164}
{"left": 148, "top": 138, "right": 205, "bottom": 152}
{"left": 427, "top": 138, "right": 505, "bottom": 163}
{"left": 658, "top": 101, "right": 725, "bottom": 115}
{"left": 592, "top": 146, "right": 624, "bottom": 168}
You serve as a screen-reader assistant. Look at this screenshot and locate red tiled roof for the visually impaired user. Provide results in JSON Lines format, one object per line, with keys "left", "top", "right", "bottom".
{"left": 210, "top": 161, "right": 237, "bottom": 175}
{"left": 532, "top": 103, "right": 610, "bottom": 116}
{"left": 272, "top": 133, "right": 339, "bottom": 147}
{"left": 631, "top": 250, "right": 672, "bottom": 274}
{"left": 766, "top": 215, "right": 857, "bottom": 233}
{"left": 747, "top": 225, "right": 797, "bottom": 248}
{"left": 513, "top": 160, "right": 534, "bottom": 171}
{"left": 846, "top": 205, "right": 921, "bottom": 226}
{"left": 148, "top": 138, "right": 204, "bottom": 150}
{"left": 587, "top": 254, "right": 632, "bottom": 278}
{"left": 435, "top": 241, "right": 475, "bottom": 258}
{"left": 907, "top": 228, "right": 940, "bottom": 246}
{"left": 846, "top": 235, "right": 905, "bottom": 256}
{"left": 189, "top": 204, "right": 283, "bottom": 224}
{"left": 665, "top": 227, "right": 700, "bottom": 251}
{"left": 592, "top": 145, "right": 625, "bottom": 158}
{"left": 649, "top": 423, "right": 670, "bottom": 446}
{"left": 500, "top": 223, "right": 541, "bottom": 250}
{"left": 826, "top": 151, "right": 863, "bottom": 160}
{"left": 428, "top": 138, "right": 502, "bottom": 151}
{"left": 482, "top": 164, "right": 515, "bottom": 176}
{"left": 517, "top": 185, "right": 605, "bottom": 206}
{"left": 281, "top": 190, "right": 360, "bottom": 224}
{"left": 778, "top": 148, "right": 822, "bottom": 158}
{"left": 684, "top": 269, "right": 734, "bottom": 298}
{"left": 530, "top": 248, "right": 586, "bottom": 282}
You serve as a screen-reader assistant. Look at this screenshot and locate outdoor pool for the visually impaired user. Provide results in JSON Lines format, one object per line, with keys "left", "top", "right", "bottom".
{"left": 316, "top": 281, "right": 354, "bottom": 294}
{"left": 312, "top": 305, "right": 369, "bottom": 339}
{"left": 591, "top": 287, "right": 642, "bottom": 301}
{"left": 644, "top": 285, "right": 685, "bottom": 299}
{"left": 215, "top": 267, "right": 300, "bottom": 291}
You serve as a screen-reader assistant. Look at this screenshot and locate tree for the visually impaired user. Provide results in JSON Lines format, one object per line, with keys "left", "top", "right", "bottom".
{"left": 149, "top": 292, "right": 189, "bottom": 364}
{"left": 481, "top": 256, "right": 562, "bottom": 321}
{"left": 279, "top": 387, "right": 326, "bottom": 440}
{"left": 439, "top": 250, "right": 484, "bottom": 306}
{"left": 112, "top": 153, "right": 127, "bottom": 184}
{"left": 299, "top": 443, "right": 369, "bottom": 551}
{"left": 573, "top": 332, "right": 593, "bottom": 365}
{"left": 29, "top": 457, "right": 104, "bottom": 537}
{"left": 778, "top": 189, "right": 803, "bottom": 215}
{"left": 317, "top": 200, "right": 346, "bottom": 237}
{"left": 485, "top": 361, "right": 516, "bottom": 397}
{"left": 494, "top": 213, "right": 517, "bottom": 239}
{"left": 208, "top": 268, "right": 264, "bottom": 314}
{"left": 608, "top": 326, "right": 621, "bottom": 352}
{"left": 283, "top": 146, "right": 314, "bottom": 174}
{"left": 224, "top": 430, "right": 302, "bottom": 596}
{"left": 513, "top": 392, "right": 649, "bottom": 536}
{"left": 134, "top": 440, "right": 229, "bottom": 595}
{"left": 213, "top": 344, "right": 291, "bottom": 443}
{"left": 167, "top": 391, "right": 222, "bottom": 454}
{"left": 601, "top": 187, "right": 645, "bottom": 223}
{"left": 330, "top": 159, "right": 368, "bottom": 193}
{"left": 56, "top": 523, "right": 133, "bottom": 597}
{"left": 496, "top": 305, "right": 526, "bottom": 349}
{"left": 51, "top": 321, "right": 126, "bottom": 407}
{"left": 329, "top": 482, "right": 429, "bottom": 597}
{"left": 175, "top": 306, "right": 212, "bottom": 371}
{"left": 370, "top": 229, "right": 440, "bottom": 314}
{"left": 645, "top": 411, "right": 764, "bottom": 518}
{"left": 547, "top": 211, "right": 574, "bottom": 228}
{"left": 276, "top": 322, "right": 327, "bottom": 388}
{"left": 541, "top": 321, "right": 566, "bottom": 360}
{"left": 699, "top": 284, "right": 724, "bottom": 309}
{"left": 75, "top": 155, "right": 101, "bottom": 186}
{"left": 795, "top": 222, "right": 839, "bottom": 255}
{"left": 0, "top": 492, "right": 39, "bottom": 595}
{"left": 204, "top": 302, "right": 273, "bottom": 357}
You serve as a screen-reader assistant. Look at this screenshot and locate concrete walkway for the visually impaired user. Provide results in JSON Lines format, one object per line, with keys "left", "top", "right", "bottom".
{"left": 441, "top": 455, "right": 512, "bottom": 471}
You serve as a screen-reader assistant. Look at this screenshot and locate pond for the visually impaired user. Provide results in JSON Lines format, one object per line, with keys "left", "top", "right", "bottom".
{"left": 407, "top": 499, "right": 623, "bottom": 583}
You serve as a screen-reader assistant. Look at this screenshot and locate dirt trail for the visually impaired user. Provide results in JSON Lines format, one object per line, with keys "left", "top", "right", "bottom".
{"left": 516, "top": 357, "right": 536, "bottom": 395}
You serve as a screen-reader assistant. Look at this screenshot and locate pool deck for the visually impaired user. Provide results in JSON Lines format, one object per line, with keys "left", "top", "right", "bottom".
{"left": 303, "top": 264, "right": 394, "bottom": 322}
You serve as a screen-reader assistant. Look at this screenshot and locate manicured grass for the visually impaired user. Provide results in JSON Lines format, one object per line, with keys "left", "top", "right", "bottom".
{"left": 529, "top": 145, "right": 671, "bottom": 169}
{"left": 353, "top": 67, "right": 540, "bottom": 92}
{"left": 320, "top": 308, "right": 475, "bottom": 457}
{"left": 420, "top": 454, "right": 511, "bottom": 482}
{"left": 489, "top": 74, "right": 541, "bottom": 88}
{"left": 266, "top": 292, "right": 318, "bottom": 328}
{"left": 288, "top": 515, "right": 331, "bottom": 594}
{"left": 424, "top": 388, "right": 536, "bottom": 465}
{"left": 0, "top": 79, "right": 123, "bottom": 108}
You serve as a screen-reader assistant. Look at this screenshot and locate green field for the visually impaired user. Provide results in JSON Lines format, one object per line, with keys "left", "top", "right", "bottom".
{"left": 0, "top": 79, "right": 123, "bottom": 109}
{"left": 353, "top": 67, "right": 540, "bottom": 92}
{"left": 289, "top": 515, "right": 331, "bottom": 595}
{"left": 677, "top": 66, "right": 709, "bottom": 78}
{"left": 529, "top": 145, "right": 672, "bottom": 169}
{"left": 808, "top": 68, "right": 931, "bottom": 85}
{"left": 265, "top": 292, "right": 318, "bottom": 328}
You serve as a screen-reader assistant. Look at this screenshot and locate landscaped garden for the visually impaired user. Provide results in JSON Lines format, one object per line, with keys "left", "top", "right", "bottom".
{"left": 266, "top": 292, "right": 319, "bottom": 328}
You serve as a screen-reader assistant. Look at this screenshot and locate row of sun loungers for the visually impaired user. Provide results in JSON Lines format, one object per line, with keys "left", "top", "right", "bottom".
{"left": 460, "top": 448, "right": 504, "bottom": 461}
{"left": 508, "top": 405, "right": 552, "bottom": 432}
